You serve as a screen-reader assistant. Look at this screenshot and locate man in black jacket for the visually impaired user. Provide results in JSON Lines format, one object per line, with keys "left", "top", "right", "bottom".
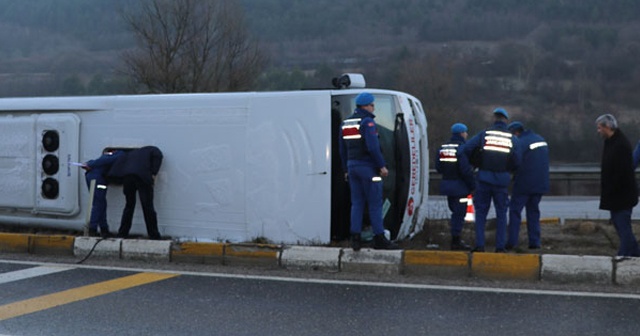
{"left": 108, "top": 146, "right": 163, "bottom": 240}
{"left": 596, "top": 114, "right": 640, "bottom": 257}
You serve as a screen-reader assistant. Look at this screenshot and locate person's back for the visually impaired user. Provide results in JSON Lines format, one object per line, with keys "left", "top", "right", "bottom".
{"left": 459, "top": 107, "right": 520, "bottom": 252}
{"left": 512, "top": 129, "right": 549, "bottom": 195}
{"left": 338, "top": 92, "right": 397, "bottom": 251}
{"left": 109, "top": 146, "right": 163, "bottom": 185}
{"left": 84, "top": 149, "right": 123, "bottom": 237}
{"left": 109, "top": 146, "right": 163, "bottom": 240}
{"left": 435, "top": 123, "right": 475, "bottom": 250}
{"left": 507, "top": 122, "right": 549, "bottom": 250}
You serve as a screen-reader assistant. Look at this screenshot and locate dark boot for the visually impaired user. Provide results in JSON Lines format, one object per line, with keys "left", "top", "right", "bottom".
{"left": 88, "top": 228, "right": 99, "bottom": 237}
{"left": 451, "top": 236, "right": 471, "bottom": 251}
{"left": 351, "top": 233, "right": 361, "bottom": 251}
{"left": 373, "top": 234, "right": 400, "bottom": 250}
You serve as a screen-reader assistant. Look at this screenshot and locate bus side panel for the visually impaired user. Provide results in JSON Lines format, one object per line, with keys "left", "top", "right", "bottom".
{"left": 88, "top": 102, "right": 250, "bottom": 241}
{"left": 246, "top": 93, "right": 332, "bottom": 244}
{"left": 35, "top": 113, "right": 81, "bottom": 215}
{"left": 0, "top": 115, "right": 36, "bottom": 209}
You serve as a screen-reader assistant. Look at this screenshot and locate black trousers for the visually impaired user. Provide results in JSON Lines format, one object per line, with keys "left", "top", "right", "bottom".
{"left": 118, "top": 175, "right": 161, "bottom": 239}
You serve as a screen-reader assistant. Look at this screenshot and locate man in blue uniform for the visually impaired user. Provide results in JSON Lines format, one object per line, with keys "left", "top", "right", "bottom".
{"left": 339, "top": 92, "right": 398, "bottom": 251}
{"left": 460, "top": 107, "right": 520, "bottom": 252}
{"left": 435, "top": 123, "right": 475, "bottom": 250}
{"left": 83, "top": 148, "right": 123, "bottom": 238}
{"left": 506, "top": 121, "right": 549, "bottom": 250}
{"left": 108, "top": 146, "right": 164, "bottom": 240}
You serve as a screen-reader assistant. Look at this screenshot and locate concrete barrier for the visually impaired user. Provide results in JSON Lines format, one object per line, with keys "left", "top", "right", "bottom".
{"left": 403, "top": 250, "right": 469, "bottom": 276}
{"left": 341, "top": 248, "right": 403, "bottom": 275}
{"left": 280, "top": 246, "right": 341, "bottom": 271}
{"left": 74, "top": 237, "right": 121, "bottom": 259}
{"left": 170, "top": 242, "right": 225, "bottom": 264}
{"left": 472, "top": 253, "right": 540, "bottom": 280}
{"left": 223, "top": 243, "right": 280, "bottom": 267}
{"left": 614, "top": 257, "right": 640, "bottom": 285}
{"left": 122, "top": 239, "right": 172, "bottom": 262}
{"left": 541, "top": 254, "right": 612, "bottom": 283}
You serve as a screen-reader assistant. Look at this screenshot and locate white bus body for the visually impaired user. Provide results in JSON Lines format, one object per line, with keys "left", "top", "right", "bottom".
{"left": 0, "top": 85, "right": 428, "bottom": 244}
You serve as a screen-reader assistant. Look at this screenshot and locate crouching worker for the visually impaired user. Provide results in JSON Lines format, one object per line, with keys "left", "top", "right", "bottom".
{"left": 108, "top": 146, "right": 164, "bottom": 240}
{"left": 83, "top": 148, "right": 123, "bottom": 238}
{"left": 436, "top": 123, "right": 475, "bottom": 250}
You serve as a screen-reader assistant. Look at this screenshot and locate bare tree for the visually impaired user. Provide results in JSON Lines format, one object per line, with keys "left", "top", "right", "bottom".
{"left": 121, "top": 0, "right": 266, "bottom": 93}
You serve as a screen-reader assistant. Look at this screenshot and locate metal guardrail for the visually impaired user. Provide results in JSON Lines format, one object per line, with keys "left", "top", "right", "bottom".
{"left": 429, "top": 165, "right": 609, "bottom": 196}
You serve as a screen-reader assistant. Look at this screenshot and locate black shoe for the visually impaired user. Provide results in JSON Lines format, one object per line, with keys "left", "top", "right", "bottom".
{"left": 471, "top": 246, "right": 485, "bottom": 253}
{"left": 351, "top": 233, "right": 361, "bottom": 251}
{"left": 451, "top": 236, "right": 471, "bottom": 251}
{"left": 495, "top": 248, "right": 507, "bottom": 253}
{"left": 88, "top": 228, "right": 99, "bottom": 237}
{"left": 116, "top": 233, "right": 129, "bottom": 239}
{"left": 373, "top": 234, "right": 400, "bottom": 250}
{"left": 528, "top": 245, "right": 541, "bottom": 250}
{"left": 505, "top": 244, "right": 514, "bottom": 251}
{"left": 100, "top": 231, "right": 113, "bottom": 239}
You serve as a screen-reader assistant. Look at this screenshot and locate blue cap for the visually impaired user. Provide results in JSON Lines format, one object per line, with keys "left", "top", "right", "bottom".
{"left": 355, "top": 92, "right": 375, "bottom": 106}
{"left": 507, "top": 121, "right": 524, "bottom": 132}
{"left": 451, "top": 123, "right": 468, "bottom": 134}
{"left": 493, "top": 107, "right": 509, "bottom": 119}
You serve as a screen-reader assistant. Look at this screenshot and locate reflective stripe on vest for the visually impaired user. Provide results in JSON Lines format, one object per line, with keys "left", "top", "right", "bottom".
{"left": 372, "top": 176, "right": 382, "bottom": 182}
{"left": 529, "top": 141, "right": 548, "bottom": 150}
{"left": 483, "top": 130, "right": 513, "bottom": 153}
{"left": 439, "top": 143, "right": 459, "bottom": 163}
{"left": 342, "top": 118, "right": 362, "bottom": 140}
{"left": 97, "top": 184, "right": 108, "bottom": 190}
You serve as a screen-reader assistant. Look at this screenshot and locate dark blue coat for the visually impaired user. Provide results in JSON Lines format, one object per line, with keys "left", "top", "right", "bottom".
{"left": 435, "top": 134, "right": 475, "bottom": 196}
{"left": 338, "top": 108, "right": 386, "bottom": 170}
{"left": 108, "top": 146, "right": 163, "bottom": 185}
{"left": 85, "top": 151, "right": 123, "bottom": 185}
{"left": 460, "top": 121, "right": 521, "bottom": 187}
{"left": 511, "top": 129, "right": 549, "bottom": 195}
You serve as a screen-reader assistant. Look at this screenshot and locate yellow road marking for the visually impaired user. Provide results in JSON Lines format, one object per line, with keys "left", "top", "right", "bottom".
{"left": 0, "top": 272, "right": 178, "bottom": 321}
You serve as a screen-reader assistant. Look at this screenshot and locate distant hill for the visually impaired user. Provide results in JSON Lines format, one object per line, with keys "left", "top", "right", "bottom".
{"left": 1, "top": 0, "right": 640, "bottom": 163}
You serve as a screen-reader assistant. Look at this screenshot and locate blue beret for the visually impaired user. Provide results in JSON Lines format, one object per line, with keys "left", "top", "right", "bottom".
{"left": 355, "top": 92, "right": 375, "bottom": 106}
{"left": 507, "top": 121, "right": 524, "bottom": 131}
{"left": 493, "top": 107, "right": 509, "bottom": 119}
{"left": 451, "top": 123, "right": 468, "bottom": 134}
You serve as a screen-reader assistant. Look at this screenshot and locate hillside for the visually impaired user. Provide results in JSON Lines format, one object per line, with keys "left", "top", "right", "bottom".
{"left": 0, "top": 0, "right": 640, "bottom": 163}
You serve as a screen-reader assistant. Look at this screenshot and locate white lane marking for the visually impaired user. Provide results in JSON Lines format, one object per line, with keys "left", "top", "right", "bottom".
{"left": 0, "top": 266, "right": 74, "bottom": 285}
{"left": 1, "top": 259, "right": 639, "bottom": 300}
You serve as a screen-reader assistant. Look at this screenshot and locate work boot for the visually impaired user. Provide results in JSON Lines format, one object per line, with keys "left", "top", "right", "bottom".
{"left": 373, "top": 234, "right": 400, "bottom": 250}
{"left": 100, "top": 230, "right": 113, "bottom": 239}
{"left": 451, "top": 236, "right": 471, "bottom": 251}
{"left": 88, "top": 228, "right": 98, "bottom": 237}
{"left": 351, "top": 233, "right": 361, "bottom": 251}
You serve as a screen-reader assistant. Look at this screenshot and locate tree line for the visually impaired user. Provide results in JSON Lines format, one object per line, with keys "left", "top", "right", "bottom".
{"left": 0, "top": 0, "right": 639, "bottom": 164}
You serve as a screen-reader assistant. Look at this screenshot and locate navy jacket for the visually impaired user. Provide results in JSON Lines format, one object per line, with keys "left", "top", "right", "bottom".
{"left": 338, "top": 108, "right": 386, "bottom": 171}
{"left": 511, "top": 129, "right": 549, "bottom": 195}
{"left": 435, "top": 134, "right": 475, "bottom": 196}
{"left": 108, "top": 146, "right": 163, "bottom": 185}
{"left": 600, "top": 129, "right": 638, "bottom": 211}
{"left": 85, "top": 151, "right": 123, "bottom": 185}
{"left": 460, "top": 121, "right": 521, "bottom": 187}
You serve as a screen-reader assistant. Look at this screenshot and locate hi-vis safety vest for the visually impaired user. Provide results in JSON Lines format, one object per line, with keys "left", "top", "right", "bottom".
{"left": 341, "top": 117, "right": 369, "bottom": 161}
{"left": 438, "top": 142, "right": 463, "bottom": 180}
{"left": 480, "top": 129, "right": 513, "bottom": 172}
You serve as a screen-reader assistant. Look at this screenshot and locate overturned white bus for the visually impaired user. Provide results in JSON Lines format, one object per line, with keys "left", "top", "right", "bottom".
{"left": 0, "top": 74, "right": 429, "bottom": 244}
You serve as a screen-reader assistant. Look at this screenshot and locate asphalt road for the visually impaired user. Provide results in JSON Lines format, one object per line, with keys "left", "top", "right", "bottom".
{"left": 1, "top": 258, "right": 639, "bottom": 336}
